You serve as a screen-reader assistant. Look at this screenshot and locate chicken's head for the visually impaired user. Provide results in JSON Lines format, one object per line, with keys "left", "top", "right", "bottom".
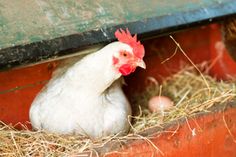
{"left": 112, "top": 28, "right": 146, "bottom": 76}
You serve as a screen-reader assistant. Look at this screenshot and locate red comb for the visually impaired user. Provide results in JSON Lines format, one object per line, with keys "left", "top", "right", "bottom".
{"left": 115, "top": 28, "right": 144, "bottom": 59}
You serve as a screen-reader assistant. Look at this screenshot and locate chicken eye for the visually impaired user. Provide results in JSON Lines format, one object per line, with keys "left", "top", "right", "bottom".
{"left": 121, "top": 51, "right": 129, "bottom": 57}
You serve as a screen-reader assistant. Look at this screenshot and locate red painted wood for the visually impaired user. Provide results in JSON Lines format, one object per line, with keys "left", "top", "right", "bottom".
{"left": 105, "top": 106, "right": 236, "bottom": 157}
{"left": 0, "top": 62, "right": 58, "bottom": 128}
{"left": 209, "top": 24, "right": 236, "bottom": 79}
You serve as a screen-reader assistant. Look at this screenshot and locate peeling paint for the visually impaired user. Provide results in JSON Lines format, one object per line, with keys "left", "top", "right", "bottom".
{"left": 0, "top": 0, "right": 233, "bottom": 50}
{"left": 0, "top": 0, "right": 235, "bottom": 69}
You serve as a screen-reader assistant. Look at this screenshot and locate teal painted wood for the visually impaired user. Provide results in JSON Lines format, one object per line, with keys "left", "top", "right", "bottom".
{"left": 0, "top": 0, "right": 236, "bottom": 69}
{"left": 0, "top": 0, "right": 233, "bottom": 49}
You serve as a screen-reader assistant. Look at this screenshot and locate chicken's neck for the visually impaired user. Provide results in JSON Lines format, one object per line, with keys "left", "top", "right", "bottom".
{"left": 66, "top": 50, "right": 122, "bottom": 95}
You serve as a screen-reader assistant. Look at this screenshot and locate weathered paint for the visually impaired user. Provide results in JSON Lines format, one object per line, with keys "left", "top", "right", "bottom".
{"left": 0, "top": 0, "right": 232, "bottom": 49}
{"left": 102, "top": 103, "right": 236, "bottom": 157}
{"left": 0, "top": 62, "right": 58, "bottom": 128}
{"left": 209, "top": 24, "right": 236, "bottom": 79}
{"left": 0, "top": 0, "right": 236, "bottom": 69}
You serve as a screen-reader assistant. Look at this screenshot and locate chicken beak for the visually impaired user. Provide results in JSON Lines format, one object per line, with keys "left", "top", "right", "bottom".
{"left": 136, "top": 60, "right": 146, "bottom": 69}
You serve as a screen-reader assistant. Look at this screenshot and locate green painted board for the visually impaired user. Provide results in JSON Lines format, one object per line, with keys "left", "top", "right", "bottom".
{"left": 0, "top": 0, "right": 236, "bottom": 69}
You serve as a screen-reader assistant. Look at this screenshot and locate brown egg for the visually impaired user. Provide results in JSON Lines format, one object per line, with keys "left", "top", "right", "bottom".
{"left": 148, "top": 96, "right": 174, "bottom": 114}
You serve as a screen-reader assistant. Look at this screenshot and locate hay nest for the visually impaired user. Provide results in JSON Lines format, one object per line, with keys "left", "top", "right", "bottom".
{"left": 130, "top": 65, "right": 236, "bottom": 133}
{"left": 0, "top": 65, "right": 236, "bottom": 156}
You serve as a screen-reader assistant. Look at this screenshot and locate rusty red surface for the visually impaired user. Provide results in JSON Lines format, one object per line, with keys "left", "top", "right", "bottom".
{"left": 105, "top": 105, "right": 236, "bottom": 157}
{"left": 0, "top": 62, "right": 58, "bottom": 128}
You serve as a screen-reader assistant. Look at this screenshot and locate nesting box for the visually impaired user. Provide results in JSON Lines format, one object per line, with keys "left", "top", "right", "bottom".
{"left": 1, "top": 1, "right": 236, "bottom": 156}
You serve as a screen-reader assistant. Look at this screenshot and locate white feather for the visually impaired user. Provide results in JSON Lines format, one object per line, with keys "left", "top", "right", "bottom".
{"left": 29, "top": 42, "right": 132, "bottom": 138}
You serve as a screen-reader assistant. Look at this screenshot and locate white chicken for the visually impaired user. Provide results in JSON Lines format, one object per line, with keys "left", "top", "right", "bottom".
{"left": 29, "top": 29, "right": 145, "bottom": 139}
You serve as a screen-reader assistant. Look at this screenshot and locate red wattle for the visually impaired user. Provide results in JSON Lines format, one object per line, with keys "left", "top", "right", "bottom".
{"left": 119, "top": 64, "right": 136, "bottom": 76}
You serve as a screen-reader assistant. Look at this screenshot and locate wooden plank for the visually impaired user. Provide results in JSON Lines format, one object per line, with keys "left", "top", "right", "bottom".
{"left": 0, "top": 0, "right": 236, "bottom": 69}
{"left": 99, "top": 102, "right": 236, "bottom": 157}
